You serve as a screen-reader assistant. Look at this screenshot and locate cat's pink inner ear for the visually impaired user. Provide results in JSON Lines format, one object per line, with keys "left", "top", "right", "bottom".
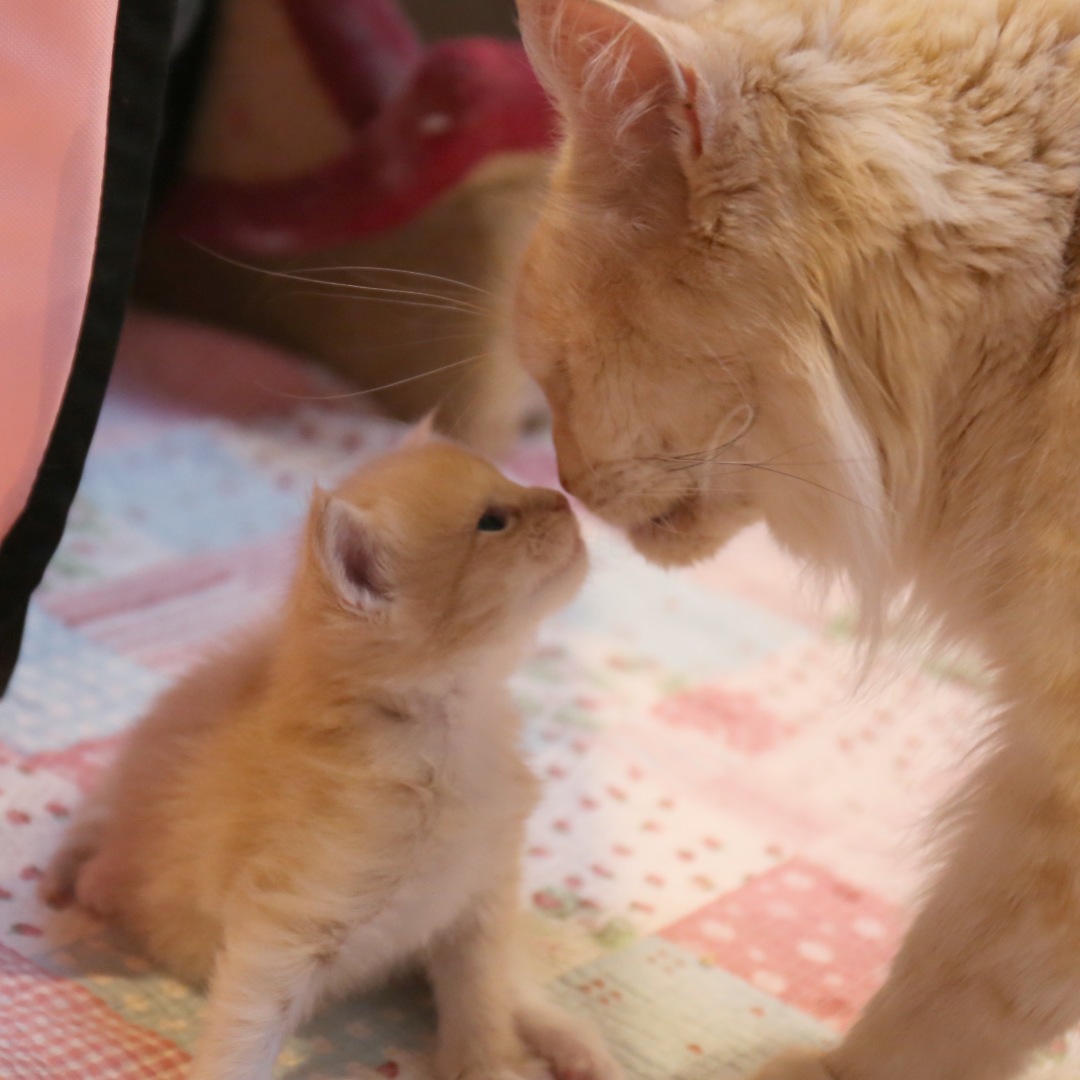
{"left": 520, "top": 0, "right": 687, "bottom": 139}
{"left": 317, "top": 497, "right": 390, "bottom": 613}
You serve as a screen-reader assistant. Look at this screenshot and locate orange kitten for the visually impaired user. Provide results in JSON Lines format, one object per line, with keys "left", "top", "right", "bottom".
{"left": 514, "top": 1, "right": 1080, "bottom": 1078}
{"left": 43, "top": 431, "right": 618, "bottom": 1080}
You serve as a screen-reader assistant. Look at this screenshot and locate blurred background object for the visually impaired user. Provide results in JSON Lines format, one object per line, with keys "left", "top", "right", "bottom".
{"left": 0, "top": 0, "right": 554, "bottom": 690}
{"left": 138, "top": 0, "right": 555, "bottom": 454}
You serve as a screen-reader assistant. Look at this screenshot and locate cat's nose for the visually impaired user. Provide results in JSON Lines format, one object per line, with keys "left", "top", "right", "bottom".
{"left": 532, "top": 488, "right": 571, "bottom": 514}
{"left": 557, "top": 466, "right": 581, "bottom": 500}
{"left": 551, "top": 419, "right": 589, "bottom": 501}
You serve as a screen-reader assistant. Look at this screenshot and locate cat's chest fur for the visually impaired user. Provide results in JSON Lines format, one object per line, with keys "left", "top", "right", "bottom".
{"left": 329, "top": 683, "right": 537, "bottom": 988}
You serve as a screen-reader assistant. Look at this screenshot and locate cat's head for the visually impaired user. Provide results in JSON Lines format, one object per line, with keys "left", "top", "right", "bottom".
{"left": 514, "top": 0, "right": 904, "bottom": 589}
{"left": 299, "top": 431, "right": 586, "bottom": 668}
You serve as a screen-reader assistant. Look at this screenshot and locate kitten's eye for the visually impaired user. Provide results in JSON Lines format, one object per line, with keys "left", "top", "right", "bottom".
{"left": 477, "top": 510, "right": 508, "bottom": 533}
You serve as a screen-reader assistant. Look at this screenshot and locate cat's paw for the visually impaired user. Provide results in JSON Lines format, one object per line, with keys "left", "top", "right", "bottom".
{"left": 39, "top": 843, "right": 90, "bottom": 910}
{"left": 514, "top": 1002, "right": 623, "bottom": 1080}
{"left": 73, "top": 852, "right": 121, "bottom": 917}
{"left": 751, "top": 1051, "right": 836, "bottom": 1080}
{"left": 437, "top": 1054, "right": 552, "bottom": 1080}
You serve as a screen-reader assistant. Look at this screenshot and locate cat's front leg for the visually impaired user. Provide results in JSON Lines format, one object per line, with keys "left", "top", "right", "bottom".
{"left": 427, "top": 883, "right": 622, "bottom": 1080}
{"left": 190, "top": 910, "right": 337, "bottom": 1080}
{"left": 428, "top": 883, "right": 541, "bottom": 1080}
{"left": 751, "top": 727, "right": 1080, "bottom": 1080}
{"left": 513, "top": 991, "right": 624, "bottom": 1080}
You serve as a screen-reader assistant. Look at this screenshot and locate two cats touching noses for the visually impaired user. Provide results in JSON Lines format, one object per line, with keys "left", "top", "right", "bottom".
{"left": 44, "top": 0, "right": 1080, "bottom": 1077}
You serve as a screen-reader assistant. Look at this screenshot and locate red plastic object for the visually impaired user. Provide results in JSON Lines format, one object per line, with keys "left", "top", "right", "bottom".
{"left": 284, "top": 0, "right": 422, "bottom": 125}
{"left": 161, "top": 3, "right": 558, "bottom": 257}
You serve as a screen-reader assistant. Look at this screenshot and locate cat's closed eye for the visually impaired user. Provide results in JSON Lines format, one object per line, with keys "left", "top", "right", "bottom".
{"left": 477, "top": 510, "right": 509, "bottom": 532}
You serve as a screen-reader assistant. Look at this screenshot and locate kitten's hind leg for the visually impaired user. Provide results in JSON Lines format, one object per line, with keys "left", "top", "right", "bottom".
{"left": 39, "top": 786, "right": 114, "bottom": 910}
{"left": 751, "top": 722, "right": 1080, "bottom": 1080}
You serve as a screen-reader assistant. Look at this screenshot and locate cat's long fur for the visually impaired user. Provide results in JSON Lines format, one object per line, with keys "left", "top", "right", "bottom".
{"left": 513, "top": 1, "right": 1080, "bottom": 1077}
{"left": 43, "top": 435, "right": 620, "bottom": 1080}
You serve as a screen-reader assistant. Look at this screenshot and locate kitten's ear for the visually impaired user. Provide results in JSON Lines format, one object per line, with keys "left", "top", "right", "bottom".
{"left": 518, "top": 0, "right": 709, "bottom": 161}
{"left": 398, "top": 412, "right": 437, "bottom": 452}
{"left": 310, "top": 487, "right": 391, "bottom": 615}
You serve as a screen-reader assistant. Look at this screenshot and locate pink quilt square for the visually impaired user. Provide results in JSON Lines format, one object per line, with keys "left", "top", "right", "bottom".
{"left": 0, "top": 942, "right": 189, "bottom": 1078}
{"left": 658, "top": 857, "right": 903, "bottom": 1028}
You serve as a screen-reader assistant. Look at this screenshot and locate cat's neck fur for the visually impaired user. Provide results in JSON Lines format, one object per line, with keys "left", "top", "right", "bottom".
{"left": 261, "top": 602, "right": 533, "bottom": 739}
{"left": 746, "top": 0, "right": 1080, "bottom": 657}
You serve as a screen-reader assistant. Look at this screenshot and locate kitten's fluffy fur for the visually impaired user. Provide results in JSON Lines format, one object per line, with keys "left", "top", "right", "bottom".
{"left": 43, "top": 433, "right": 618, "bottom": 1080}
{"left": 514, "top": 1, "right": 1080, "bottom": 1078}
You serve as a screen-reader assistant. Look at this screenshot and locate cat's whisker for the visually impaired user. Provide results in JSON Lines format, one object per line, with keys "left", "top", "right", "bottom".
{"left": 663, "top": 454, "right": 865, "bottom": 474}
{"left": 283, "top": 277, "right": 489, "bottom": 315}
{"left": 333, "top": 330, "right": 494, "bottom": 353}
{"left": 275, "top": 287, "right": 483, "bottom": 318}
{"left": 189, "top": 243, "right": 489, "bottom": 317}
{"left": 716, "top": 462, "right": 875, "bottom": 511}
{"left": 263, "top": 352, "right": 492, "bottom": 403}
{"left": 629, "top": 452, "right": 874, "bottom": 512}
{"left": 286, "top": 263, "right": 497, "bottom": 299}
{"left": 267, "top": 279, "right": 485, "bottom": 316}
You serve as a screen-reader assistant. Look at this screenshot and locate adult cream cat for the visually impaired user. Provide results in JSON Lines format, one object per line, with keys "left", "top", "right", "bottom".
{"left": 513, "top": 1, "right": 1080, "bottom": 1078}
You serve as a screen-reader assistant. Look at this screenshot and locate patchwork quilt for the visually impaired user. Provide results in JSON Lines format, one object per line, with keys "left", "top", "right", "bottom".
{"left": 0, "top": 312, "right": 1074, "bottom": 1078}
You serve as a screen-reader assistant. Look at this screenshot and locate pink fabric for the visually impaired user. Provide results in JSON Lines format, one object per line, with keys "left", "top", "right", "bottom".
{"left": 0, "top": 1, "right": 119, "bottom": 541}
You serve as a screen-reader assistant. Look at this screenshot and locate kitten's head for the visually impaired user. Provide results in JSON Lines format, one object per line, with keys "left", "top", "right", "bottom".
{"left": 299, "top": 431, "right": 586, "bottom": 668}
{"left": 514, "top": 0, "right": 908, "bottom": 590}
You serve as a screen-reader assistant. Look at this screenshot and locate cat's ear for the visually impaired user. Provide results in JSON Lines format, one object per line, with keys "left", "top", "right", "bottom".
{"left": 310, "top": 487, "right": 392, "bottom": 615}
{"left": 398, "top": 412, "right": 437, "bottom": 452}
{"left": 518, "top": 0, "right": 709, "bottom": 162}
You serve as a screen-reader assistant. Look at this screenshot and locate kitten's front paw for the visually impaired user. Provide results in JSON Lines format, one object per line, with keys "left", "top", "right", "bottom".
{"left": 514, "top": 1002, "right": 623, "bottom": 1080}
{"left": 439, "top": 1054, "right": 552, "bottom": 1080}
{"left": 751, "top": 1051, "right": 836, "bottom": 1080}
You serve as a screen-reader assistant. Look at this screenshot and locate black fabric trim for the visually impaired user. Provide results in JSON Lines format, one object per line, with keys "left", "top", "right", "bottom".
{"left": 151, "top": 0, "right": 221, "bottom": 208}
{"left": 0, "top": 0, "right": 178, "bottom": 695}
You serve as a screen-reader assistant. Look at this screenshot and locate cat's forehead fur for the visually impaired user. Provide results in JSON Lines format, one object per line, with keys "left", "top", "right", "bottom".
{"left": 515, "top": 0, "right": 1080, "bottom": 621}
{"left": 333, "top": 443, "right": 520, "bottom": 530}
{"left": 300, "top": 439, "right": 586, "bottom": 667}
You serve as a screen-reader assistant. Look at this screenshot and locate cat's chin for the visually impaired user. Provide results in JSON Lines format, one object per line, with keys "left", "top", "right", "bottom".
{"left": 534, "top": 534, "right": 589, "bottom": 611}
{"left": 626, "top": 494, "right": 755, "bottom": 567}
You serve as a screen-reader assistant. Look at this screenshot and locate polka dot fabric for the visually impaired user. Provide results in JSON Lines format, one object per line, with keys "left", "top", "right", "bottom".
{"left": 0, "top": 316, "right": 1073, "bottom": 1077}
{"left": 659, "top": 859, "right": 901, "bottom": 1030}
